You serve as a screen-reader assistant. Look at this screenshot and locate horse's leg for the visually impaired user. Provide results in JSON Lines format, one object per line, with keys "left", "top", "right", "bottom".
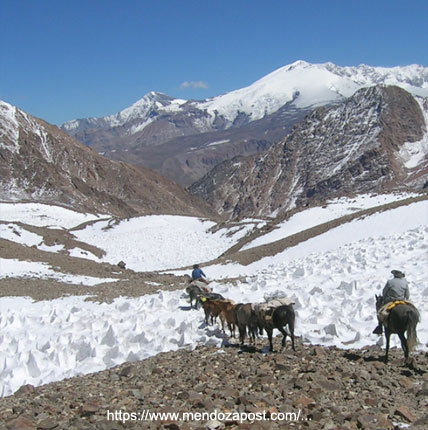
{"left": 288, "top": 317, "right": 296, "bottom": 351}
{"left": 229, "top": 323, "right": 234, "bottom": 338}
{"left": 251, "top": 325, "right": 257, "bottom": 344}
{"left": 204, "top": 307, "right": 210, "bottom": 325}
{"left": 228, "top": 322, "right": 235, "bottom": 338}
{"left": 277, "top": 326, "right": 288, "bottom": 348}
{"left": 257, "top": 319, "right": 264, "bottom": 337}
{"left": 266, "top": 327, "right": 274, "bottom": 352}
{"left": 238, "top": 324, "right": 246, "bottom": 345}
{"left": 219, "top": 313, "right": 226, "bottom": 333}
{"left": 398, "top": 331, "right": 409, "bottom": 359}
{"left": 384, "top": 328, "right": 391, "bottom": 363}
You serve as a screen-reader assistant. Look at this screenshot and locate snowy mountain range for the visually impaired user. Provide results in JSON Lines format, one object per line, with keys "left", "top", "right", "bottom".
{"left": 63, "top": 61, "right": 428, "bottom": 133}
{"left": 61, "top": 61, "right": 428, "bottom": 185}
{"left": 1, "top": 61, "right": 428, "bottom": 220}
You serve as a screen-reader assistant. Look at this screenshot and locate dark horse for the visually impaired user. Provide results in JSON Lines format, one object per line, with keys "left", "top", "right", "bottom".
{"left": 375, "top": 295, "right": 419, "bottom": 363}
{"left": 233, "top": 303, "right": 258, "bottom": 345}
{"left": 257, "top": 304, "right": 296, "bottom": 352}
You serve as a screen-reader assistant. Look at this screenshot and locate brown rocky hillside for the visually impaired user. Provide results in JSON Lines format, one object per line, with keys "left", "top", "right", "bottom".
{"left": 189, "top": 86, "right": 428, "bottom": 220}
{"left": 0, "top": 101, "right": 213, "bottom": 218}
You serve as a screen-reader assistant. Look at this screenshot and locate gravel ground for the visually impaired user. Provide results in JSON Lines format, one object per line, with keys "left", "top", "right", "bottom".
{"left": 0, "top": 341, "right": 427, "bottom": 430}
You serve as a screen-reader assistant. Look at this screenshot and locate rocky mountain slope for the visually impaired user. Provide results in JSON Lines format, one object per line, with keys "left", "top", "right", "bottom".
{"left": 189, "top": 86, "right": 428, "bottom": 219}
{"left": 61, "top": 62, "right": 428, "bottom": 185}
{"left": 106, "top": 102, "right": 311, "bottom": 186}
{"left": 0, "top": 101, "right": 213, "bottom": 218}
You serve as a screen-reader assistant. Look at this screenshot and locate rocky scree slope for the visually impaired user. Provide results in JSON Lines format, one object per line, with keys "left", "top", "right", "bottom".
{"left": 0, "top": 343, "right": 427, "bottom": 429}
{"left": 0, "top": 101, "right": 213, "bottom": 218}
{"left": 189, "top": 86, "right": 428, "bottom": 219}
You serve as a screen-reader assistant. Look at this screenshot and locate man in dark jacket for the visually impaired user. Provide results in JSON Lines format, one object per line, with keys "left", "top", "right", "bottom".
{"left": 373, "top": 270, "right": 410, "bottom": 335}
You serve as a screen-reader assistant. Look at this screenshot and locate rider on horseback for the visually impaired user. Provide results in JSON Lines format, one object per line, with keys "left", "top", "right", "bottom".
{"left": 191, "top": 264, "right": 209, "bottom": 284}
{"left": 373, "top": 270, "right": 410, "bottom": 335}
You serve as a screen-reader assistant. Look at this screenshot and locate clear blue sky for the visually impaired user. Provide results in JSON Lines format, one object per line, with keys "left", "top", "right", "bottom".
{"left": 1, "top": 0, "right": 427, "bottom": 125}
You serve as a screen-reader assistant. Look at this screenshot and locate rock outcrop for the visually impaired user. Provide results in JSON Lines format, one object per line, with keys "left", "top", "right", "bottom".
{"left": 189, "top": 86, "right": 428, "bottom": 219}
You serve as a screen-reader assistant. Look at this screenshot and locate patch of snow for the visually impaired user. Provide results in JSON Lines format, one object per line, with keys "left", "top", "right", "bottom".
{"left": 207, "top": 139, "right": 230, "bottom": 147}
{"left": 71, "top": 215, "right": 254, "bottom": 271}
{"left": 0, "top": 203, "right": 103, "bottom": 228}
{"left": 398, "top": 97, "right": 428, "bottom": 169}
{"left": 0, "top": 101, "right": 20, "bottom": 154}
{"left": 0, "top": 258, "right": 118, "bottom": 287}
{"left": 242, "top": 193, "right": 421, "bottom": 250}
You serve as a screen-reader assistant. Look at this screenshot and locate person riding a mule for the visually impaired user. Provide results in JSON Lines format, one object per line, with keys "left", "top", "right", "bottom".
{"left": 191, "top": 264, "right": 209, "bottom": 284}
{"left": 373, "top": 270, "right": 410, "bottom": 335}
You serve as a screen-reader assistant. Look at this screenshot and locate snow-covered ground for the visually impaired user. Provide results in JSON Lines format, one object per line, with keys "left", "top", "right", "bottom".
{"left": 0, "top": 202, "right": 104, "bottom": 228}
{"left": 71, "top": 215, "right": 259, "bottom": 271}
{"left": 0, "top": 194, "right": 427, "bottom": 397}
{"left": 241, "top": 193, "right": 421, "bottom": 250}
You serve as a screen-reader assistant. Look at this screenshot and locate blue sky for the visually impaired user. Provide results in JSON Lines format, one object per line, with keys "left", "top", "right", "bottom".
{"left": 1, "top": 0, "right": 427, "bottom": 125}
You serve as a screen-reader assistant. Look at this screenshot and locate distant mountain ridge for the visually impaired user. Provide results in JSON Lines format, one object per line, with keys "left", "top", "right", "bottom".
{"left": 0, "top": 100, "right": 213, "bottom": 218}
{"left": 60, "top": 61, "right": 428, "bottom": 186}
{"left": 189, "top": 85, "right": 428, "bottom": 219}
{"left": 63, "top": 61, "right": 428, "bottom": 133}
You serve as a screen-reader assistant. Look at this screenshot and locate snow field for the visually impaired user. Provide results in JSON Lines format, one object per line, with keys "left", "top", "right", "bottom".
{"left": 0, "top": 196, "right": 427, "bottom": 397}
{"left": 71, "top": 215, "right": 256, "bottom": 271}
{"left": 0, "top": 225, "right": 426, "bottom": 397}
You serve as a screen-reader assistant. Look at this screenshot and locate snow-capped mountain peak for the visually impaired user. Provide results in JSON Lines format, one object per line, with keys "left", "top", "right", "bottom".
{"left": 105, "top": 91, "right": 186, "bottom": 128}
{"left": 197, "top": 61, "right": 428, "bottom": 123}
{"left": 62, "top": 91, "right": 188, "bottom": 133}
{"left": 62, "top": 61, "right": 428, "bottom": 135}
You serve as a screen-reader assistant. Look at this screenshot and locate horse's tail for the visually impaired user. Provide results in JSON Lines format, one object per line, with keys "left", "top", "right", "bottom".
{"left": 406, "top": 308, "right": 419, "bottom": 353}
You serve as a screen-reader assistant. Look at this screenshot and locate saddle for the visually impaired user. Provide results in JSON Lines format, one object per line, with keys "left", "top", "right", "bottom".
{"left": 385, "top": 300, "right": 408, "bottom": 311}
{"left": 188, "top": 280, "right": 212, "bottom": 293}
{"left": 254, "top": 298, "right": 294, "bottom": 324}
{"left": 265, "top": 298, "right": 294, "bottom": 308}
{"left": 378, "top": 300, "right": 417, "bottom": 324}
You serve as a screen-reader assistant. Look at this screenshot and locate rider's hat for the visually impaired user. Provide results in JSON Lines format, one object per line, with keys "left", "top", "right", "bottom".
{"left": 391, "top": 270, "right": 405, "bottom": 278}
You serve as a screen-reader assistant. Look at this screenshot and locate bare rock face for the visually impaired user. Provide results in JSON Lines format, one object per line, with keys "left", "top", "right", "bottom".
{"left": 0, "top": 101, "right": 213, "bottom": 218}
{"left": 189, "top": 86, "right": 428, "bottom": 219}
